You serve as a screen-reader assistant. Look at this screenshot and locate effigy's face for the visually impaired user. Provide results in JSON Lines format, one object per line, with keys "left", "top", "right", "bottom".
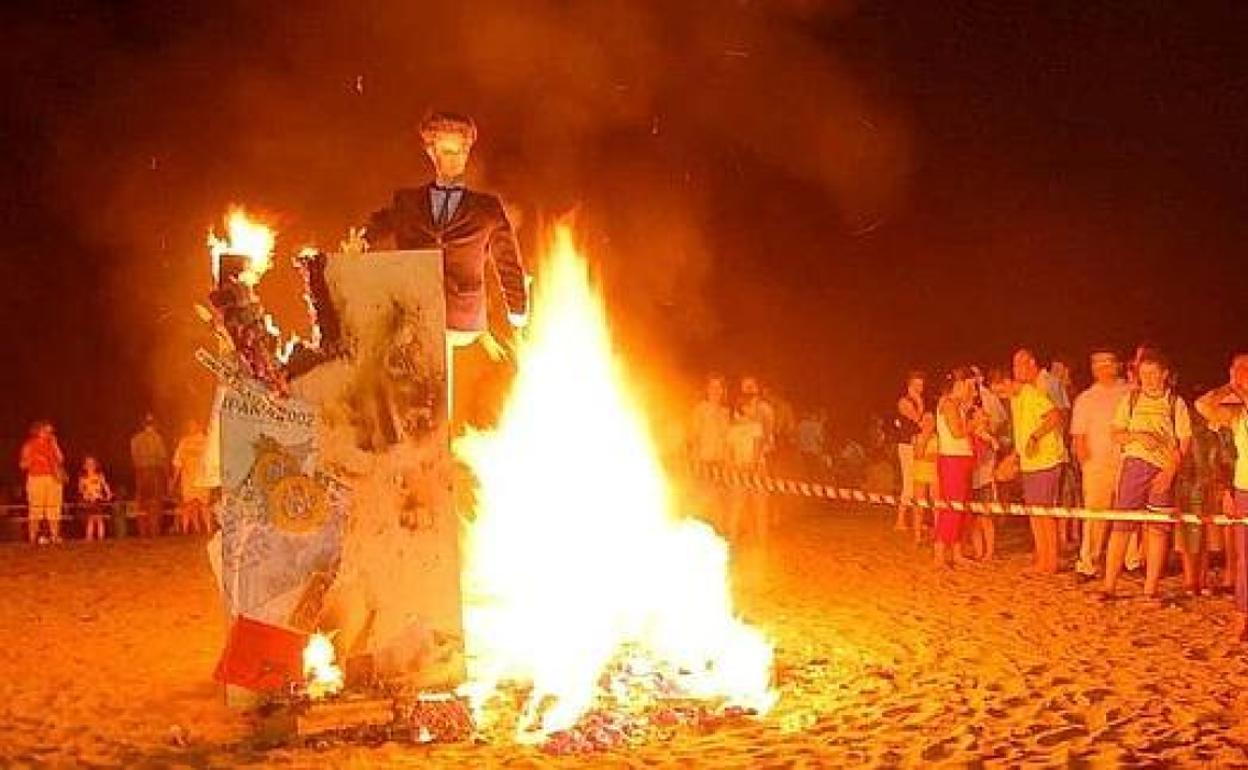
{"left": 425, "top": 132, "right": 471, "bottom": 180}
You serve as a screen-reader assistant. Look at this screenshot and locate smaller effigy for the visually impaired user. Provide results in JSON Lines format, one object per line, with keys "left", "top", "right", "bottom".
{"left": 206, "top": 251, "right": 289, "bottom": 395}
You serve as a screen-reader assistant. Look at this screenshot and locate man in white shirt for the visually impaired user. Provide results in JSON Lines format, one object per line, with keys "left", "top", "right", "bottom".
{"left": 1071, "top": 350, "right": 1129, "bottom": 578}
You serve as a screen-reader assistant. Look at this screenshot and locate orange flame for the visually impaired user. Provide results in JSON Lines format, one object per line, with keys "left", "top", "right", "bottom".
{"left": 208, "top": 206, "right": 275, "bottom": 287}
{"left": 302, "top": 632, "right": 344, "bottom": 700}
{"left": 456, "top": 225, "right": 774, "bottom": 739}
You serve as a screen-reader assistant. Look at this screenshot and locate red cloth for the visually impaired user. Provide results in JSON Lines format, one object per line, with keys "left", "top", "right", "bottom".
{"left": 214, "top": 615, "right": 307, "bottom": 692}
{"left": 21, "top": 437, "right": 62, "bottom": 477}
{"left": 935, "top": 455, "right": 975, "bottom": 545}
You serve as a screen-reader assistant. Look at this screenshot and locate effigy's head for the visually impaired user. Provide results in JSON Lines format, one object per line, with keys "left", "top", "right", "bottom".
{"left": 419, "top": 111, "right": 477, "bottom": 181}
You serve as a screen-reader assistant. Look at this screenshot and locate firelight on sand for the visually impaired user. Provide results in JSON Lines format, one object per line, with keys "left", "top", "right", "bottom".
{"left": 456, "top": 225, "right": 775, "bottom": 740}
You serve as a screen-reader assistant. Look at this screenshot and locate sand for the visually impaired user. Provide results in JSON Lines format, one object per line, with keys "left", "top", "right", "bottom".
{"left": 3, "top": 506, "right": 1248, "bottom": 768}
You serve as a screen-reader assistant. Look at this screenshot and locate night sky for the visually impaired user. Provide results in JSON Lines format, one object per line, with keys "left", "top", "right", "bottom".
{"left": 2, "top": 0, "right": 1246, "bottom": 485}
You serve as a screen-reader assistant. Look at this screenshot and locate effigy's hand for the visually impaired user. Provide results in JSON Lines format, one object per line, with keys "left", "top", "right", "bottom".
{"left": 340, "top": 226, "right": 369, "bottom": 255}
{"left": 480, "top": 331, "right": 509, "bottom": 363}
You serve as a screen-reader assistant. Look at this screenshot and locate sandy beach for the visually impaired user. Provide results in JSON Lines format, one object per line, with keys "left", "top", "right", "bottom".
{"left": 3, "top": 505, "right": 1248, "bottom": 768}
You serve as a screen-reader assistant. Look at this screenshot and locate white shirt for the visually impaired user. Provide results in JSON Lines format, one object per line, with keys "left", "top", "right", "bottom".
{"left": 727, "top": 416, "right": 765, "bottom": 468}
{"left": 936, "top": 407, "right": 973, "bottom": 457}
{"left": 688, "top": 400, "right": 730, "bottom": 464}
{"left": 1071, "top": 380, "right": 1129, "bottom": 470}
{"left": 430, "top": 185, "right": 465, "bottom": 226}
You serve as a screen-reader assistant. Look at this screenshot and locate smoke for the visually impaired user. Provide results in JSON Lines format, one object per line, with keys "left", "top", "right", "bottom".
{"left": 12, "top": 0, "right": 911, "bottom": 443}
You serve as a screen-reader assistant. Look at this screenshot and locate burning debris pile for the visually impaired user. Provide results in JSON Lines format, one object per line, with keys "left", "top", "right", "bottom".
{"left": 203, "top": 207, "right": 289, "bottom": 393}
{"left": 200, "top": 207, "right": 774, "bottom": 753}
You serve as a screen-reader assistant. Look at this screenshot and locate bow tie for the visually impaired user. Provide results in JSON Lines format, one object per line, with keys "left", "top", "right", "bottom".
{"left": 433, "top": 183, "right": 464, "bottom": 192}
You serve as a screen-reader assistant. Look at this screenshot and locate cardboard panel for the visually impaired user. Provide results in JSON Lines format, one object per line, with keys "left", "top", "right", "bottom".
{"left": 215, "top": 250, "right": 462, "bottom": 695}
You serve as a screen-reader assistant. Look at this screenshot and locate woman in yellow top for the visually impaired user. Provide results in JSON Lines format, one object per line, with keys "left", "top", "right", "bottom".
{"left": 1004, "top": 349, "right": 1067, "bottom": 575}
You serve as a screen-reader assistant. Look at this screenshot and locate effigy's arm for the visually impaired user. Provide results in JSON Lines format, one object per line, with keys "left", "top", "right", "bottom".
{"left": 487, "top": 201, "right": 529, "bottom": 325}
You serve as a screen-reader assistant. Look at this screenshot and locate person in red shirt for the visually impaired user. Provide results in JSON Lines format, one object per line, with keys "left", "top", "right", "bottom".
{"left": 19, "top": 420, "right": 66, "bottom": 544}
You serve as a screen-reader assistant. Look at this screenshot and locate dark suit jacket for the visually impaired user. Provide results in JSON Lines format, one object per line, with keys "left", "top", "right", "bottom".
{"left": 366, "top": 184, "right": 528, "bottom": 332}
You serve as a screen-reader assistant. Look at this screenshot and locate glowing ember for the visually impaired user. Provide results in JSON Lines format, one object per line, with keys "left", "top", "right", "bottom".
{"left": 456, "top": 225, "right": 775, "bottom": 741}
{"left": 302, "top": 632, "right": 344, "bottom": 700}
{"left": 208, "top": 206, "right": 275, "bottom": 287}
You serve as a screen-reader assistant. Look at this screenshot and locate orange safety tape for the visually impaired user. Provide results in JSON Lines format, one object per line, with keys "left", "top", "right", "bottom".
{"left": 689, "top": 463, "right": 1241, "bottom": 526}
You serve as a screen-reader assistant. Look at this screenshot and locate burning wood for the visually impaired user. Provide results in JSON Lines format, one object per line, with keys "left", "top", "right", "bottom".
{"left": 205, "top": 207, "right": 288, "bottom": 392}
{"left": 254, "top": 695, "right": 398, "bottom": 742}
{"left": 408, "top": 693, "right": 474, "bottom": 743}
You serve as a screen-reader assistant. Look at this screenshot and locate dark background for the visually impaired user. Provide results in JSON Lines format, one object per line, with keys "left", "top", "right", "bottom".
{"left": 1, "top": 0, "right": 1245, "bottom": 487}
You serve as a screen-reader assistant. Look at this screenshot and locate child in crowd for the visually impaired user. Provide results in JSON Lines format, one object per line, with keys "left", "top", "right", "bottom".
{"left": 969, "top": 405, "right": 999, "bottom": 560}
{"left": 78, "top": 456, "right": 112, "bottom": 541}
{"left": 911, "top": 412, "right": 939, "bottom": 545}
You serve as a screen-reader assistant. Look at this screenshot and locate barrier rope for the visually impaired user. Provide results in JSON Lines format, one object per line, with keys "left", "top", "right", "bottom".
{"left": 690, "top": 463, "right": 1243, "bottom": 527}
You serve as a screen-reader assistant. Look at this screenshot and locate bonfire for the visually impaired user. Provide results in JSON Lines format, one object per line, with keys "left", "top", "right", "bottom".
{"left": 456, "top": 225, "right": 775, "bottom": 745}
{"left": 203, "top": 207, "right": 774, "bottom": 750}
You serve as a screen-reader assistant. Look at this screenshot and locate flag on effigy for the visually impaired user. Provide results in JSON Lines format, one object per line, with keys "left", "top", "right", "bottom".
{"left": 214, "top": 614, "right": 307, "bottom": 692}
{"left": 209, "top": 381, "right": 347, "bottom": 696}
{"left": 214, "top": 385, "right": 346, "bottom": 627}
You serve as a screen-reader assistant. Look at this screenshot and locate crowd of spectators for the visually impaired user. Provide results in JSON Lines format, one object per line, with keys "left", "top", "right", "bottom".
{"left": 13, "top": 414, "right": 213, "bottom": 545}
{"left": 682, "top": 346, "right": 1247, "bottom": 616}
{"left": 886, "top": 346, "right": 1248, "bottom": 609}
{"left": 685, "top": 373, "right": 874, "bottom": 548}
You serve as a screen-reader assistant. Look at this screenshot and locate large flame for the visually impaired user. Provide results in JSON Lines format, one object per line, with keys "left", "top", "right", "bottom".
{"left": 208, "top": 206, "right": 274, "bottom": 287}
{"left": 457, "top": 225, "right": 774, "bottom": 739}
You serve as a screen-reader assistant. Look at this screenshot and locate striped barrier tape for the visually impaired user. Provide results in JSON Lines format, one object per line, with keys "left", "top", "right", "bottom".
{"left": 690, "top": 463, "right": 1244, "bottom": 527}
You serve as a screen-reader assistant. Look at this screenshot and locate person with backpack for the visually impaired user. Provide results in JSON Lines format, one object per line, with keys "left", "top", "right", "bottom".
{"left": 1098, "top": 350, "right": 1193, "bottom": 603}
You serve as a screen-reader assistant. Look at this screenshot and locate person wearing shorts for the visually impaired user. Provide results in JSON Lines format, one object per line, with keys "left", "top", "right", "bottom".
{"left": 1100, "top": 351, "right": 1192, "bottom": 602}
{"left": 1007, "top": 349, "right": 1068, "bottom": 574}
{"left": 1071, "top": 350, "right": 1129, "bottom": 578}
{"left": 19, "top": 420, "right": 66, "bottom": 544}
{"left": 894, "top": 372, "right": 925, "bottom": 532}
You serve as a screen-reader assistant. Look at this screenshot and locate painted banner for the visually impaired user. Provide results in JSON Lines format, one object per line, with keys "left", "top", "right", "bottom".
{"left": 213, "top": 249, "right": 462, "bottom": 696}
